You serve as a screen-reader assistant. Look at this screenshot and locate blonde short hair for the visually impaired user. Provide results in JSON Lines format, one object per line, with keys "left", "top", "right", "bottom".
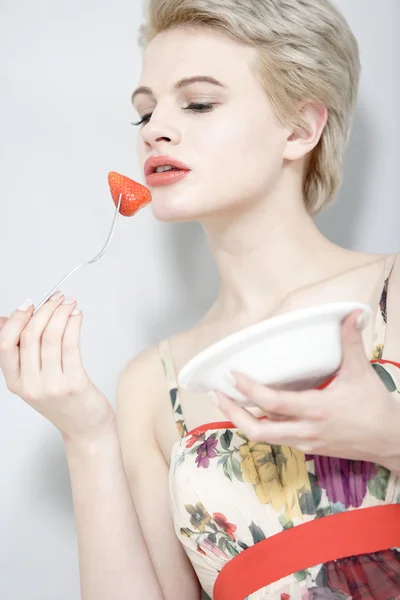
{"left": 138, "top": 0, "right": 361, "bottom": 215}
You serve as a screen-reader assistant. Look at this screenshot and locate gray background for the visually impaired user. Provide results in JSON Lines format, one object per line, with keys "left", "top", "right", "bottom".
{"left": 0, "top": 0, "right": 398, "bottom": 598}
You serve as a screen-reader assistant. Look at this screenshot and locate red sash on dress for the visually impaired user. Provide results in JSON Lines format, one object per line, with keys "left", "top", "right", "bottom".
{"left": 213, "top": 504, "right": 400, "bottom": 600}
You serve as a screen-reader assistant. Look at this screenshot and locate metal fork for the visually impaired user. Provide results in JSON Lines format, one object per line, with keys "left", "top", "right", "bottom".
{"left": 33, "top": 194, "right": 122, "bottom": 314}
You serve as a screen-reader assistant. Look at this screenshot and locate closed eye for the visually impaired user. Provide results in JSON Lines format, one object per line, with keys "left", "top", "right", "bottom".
{"left": 131, "top": 102, "right": 216, "bottom": 127}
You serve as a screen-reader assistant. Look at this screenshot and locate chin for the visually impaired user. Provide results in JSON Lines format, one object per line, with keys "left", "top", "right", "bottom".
{"left": 151, "top": 207, "right": 191, "bottom": 223}
{"left": 149, "top": 188, "right": 210, "bottom": 223}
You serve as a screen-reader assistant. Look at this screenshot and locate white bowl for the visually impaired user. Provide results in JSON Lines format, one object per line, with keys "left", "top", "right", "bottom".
{"left": 177, "top": 302, "right": 371, "bottom": 407}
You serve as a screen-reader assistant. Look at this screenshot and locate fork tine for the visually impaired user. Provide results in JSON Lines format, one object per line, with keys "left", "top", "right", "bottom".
{"left": 32, "top": 194, "right": 122, "bottom": 314}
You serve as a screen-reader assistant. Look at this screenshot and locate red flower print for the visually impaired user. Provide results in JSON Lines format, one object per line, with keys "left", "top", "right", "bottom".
{"left": 197, "top": 545, "right": 206, "bottom": 556}
{"left": 195, "top": 435, "right": 218, "bottom": 469}
{"left": 213, "top": 512, "right": 237, "bottom": 541}
{"left": 281, "top": 594, "right": 291, "bottom": 600}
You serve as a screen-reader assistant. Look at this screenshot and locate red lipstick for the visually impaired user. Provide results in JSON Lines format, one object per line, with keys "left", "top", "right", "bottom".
{"left": 144, "top": 155, "right": 191, "bottom": 187}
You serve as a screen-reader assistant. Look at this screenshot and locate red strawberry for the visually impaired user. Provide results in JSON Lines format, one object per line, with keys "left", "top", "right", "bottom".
{"left": 108, "top": 172, "right": 152, "bottom": 217}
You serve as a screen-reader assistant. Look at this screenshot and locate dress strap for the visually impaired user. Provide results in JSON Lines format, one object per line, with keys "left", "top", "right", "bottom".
{"left": 159, "top": 340, "right": 188, "bottom": 439}
{"left": 371, "top": 253, "right": 398, "bottom": 359}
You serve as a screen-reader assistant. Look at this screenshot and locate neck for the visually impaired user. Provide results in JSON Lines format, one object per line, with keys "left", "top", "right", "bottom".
{"left": 201, "top": 188, "right": 348, "bottom": 321}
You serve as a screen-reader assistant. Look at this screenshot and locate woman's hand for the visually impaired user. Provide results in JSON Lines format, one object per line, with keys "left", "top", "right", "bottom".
{"left": 212, "top": 310, "right": 400, "bottom": 469}
{"left": 0, "top": 293, "right": 116, "bottom": 442}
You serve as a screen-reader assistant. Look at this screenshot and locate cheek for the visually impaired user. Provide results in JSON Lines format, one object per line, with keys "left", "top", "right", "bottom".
{"left": 202, "top": 116, "right": 286, "bottom": 199}
{"left": 137, "top": 137, "right": 145, "bottom": 167}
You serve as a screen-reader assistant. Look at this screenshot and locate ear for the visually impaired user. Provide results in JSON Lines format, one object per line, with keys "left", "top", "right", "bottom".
{"left": 282, "top": 101, "right": 328, "bottom": 162}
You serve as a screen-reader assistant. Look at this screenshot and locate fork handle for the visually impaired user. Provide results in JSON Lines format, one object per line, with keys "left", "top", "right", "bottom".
{"left": 32, "top": 263, "right": 85, "bottom": 314}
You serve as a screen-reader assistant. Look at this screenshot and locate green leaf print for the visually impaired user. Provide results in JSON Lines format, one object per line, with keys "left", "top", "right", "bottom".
{"left": 331, "top": 502, "right": 345, "bottom": 514}
{"left": 207, "top": 533, "right": 217, "bottom": 544}
{"left": 294, "top": 569, "right": 310, "bottom": 582}
{"left": 315, "top": 503, "right": 345, "bottom": 518}
{"left": 372, "top": 363, "right": 397, "bottom": 392}
{"left": 238, "top": 541, "right": 250, "bottom": 551}
{"left": 223, "top": 458, "right": 235, "bottom": 482}
{"left": 299, "top": 486, "right": 316, "bottom": 515}
{"left": 170, "top": 388, "right": 178, "bottom": 409}
{"left": 316, "top": 506, "right": 333, "bottom": 519}
{"left": 309, "top": 472, "right": 322, "bottom": 508}
{"left": 231, "top": 456, "right": 244, "bottom": 482}
{"left": 225, "top": 541, "right": 240, "bottom": 557}
{"left": 278, "top": 514, "right": 294, "bottom": 530}
{"left": 218, "top": 455, "right": 229, "bottom": 467}
{"left": 221, "top": 430, "right": 233, "bottom": 450}
{"left": 218, "top": 536, "right": 227, "bottom": 551}
{"left": 249, "top": 522, "right": 266, "bottom": 544}
{"left": 367, "top": 466, "right": 390, "bottom": 500}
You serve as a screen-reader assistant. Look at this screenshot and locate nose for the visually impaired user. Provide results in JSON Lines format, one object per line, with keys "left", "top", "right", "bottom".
{"left": 141, "top": 119, "right": 182, "bottom": 149}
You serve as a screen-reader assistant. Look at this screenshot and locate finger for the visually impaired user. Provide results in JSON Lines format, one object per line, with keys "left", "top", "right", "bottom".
{"left": 0, "top": 317, "right": 8, "bottom": 333}
{"left": 41, "top": 300, "right": 78, "bottom": 379}
{"left": 339, "top": 310, "right": 370, "bottom": 380}
{"left": 230, "top": 371, "right": 319, "bottom": 419}
{"left": 0, "top": 300, "right": 35, "bottom": 386}
{"left": 19, "top": 293, "right": 66, "bottom": 375}
{"left": 213, "top": 390, "right": 314, "bottom": 444}
{"left": 62, "top": 308, "right": 85, "bottom": 378}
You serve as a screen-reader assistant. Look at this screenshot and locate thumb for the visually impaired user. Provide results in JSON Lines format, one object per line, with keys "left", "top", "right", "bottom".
{"left": 0, "top": 317, "right": 9, "bottom": 333}
{"left": 339, "top": 310, "right": 370, "bottom": 380}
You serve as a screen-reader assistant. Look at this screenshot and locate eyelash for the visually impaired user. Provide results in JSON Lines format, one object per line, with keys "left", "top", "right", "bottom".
{"left": 132, "top": 102, "right": 216, "bottom": 127}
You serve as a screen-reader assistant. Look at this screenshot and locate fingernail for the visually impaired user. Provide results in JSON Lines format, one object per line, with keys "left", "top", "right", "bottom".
{"left": 208, "top": 391, "right": 220, "bottom": 407}
{"left": 71, "top": 307, "right": 81, "bottom": 316}
{"left": 50, "top": 291, "right": 64, "bottom": 301}
{"left": 18, "top": 299, "right": 34, "bottom": 311}
{"left": 62, "top": 296, "right": 76, "bottom": 305}
{"left": 18, "top": 298, "right": 33, "bottom": 310}
{"left": 356, "top": 313, "right": 368, "bottom": 330}
{"left": 224, "top": 371, "right": 237, "bottom": 386}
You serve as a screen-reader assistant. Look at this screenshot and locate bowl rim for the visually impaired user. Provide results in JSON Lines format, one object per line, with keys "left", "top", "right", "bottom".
{"left": 177, "top": 301, "right": 372, "bottom": 387}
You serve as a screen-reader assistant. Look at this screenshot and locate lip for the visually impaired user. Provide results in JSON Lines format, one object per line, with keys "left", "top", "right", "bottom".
{"left": 146, "top": 169, "right": 190, "bottom": 188}
{"left": 144, "top": 155, "right": 191, "bottom": 177}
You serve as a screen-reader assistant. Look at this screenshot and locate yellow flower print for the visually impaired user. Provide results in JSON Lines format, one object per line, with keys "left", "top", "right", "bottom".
{"left": 372, "top": 344, "right": 383, "bottom": 359}
{"left": 180, "top": 528, "right": 191, "bottom": 538}
{"left": 239, "top": 441, "right": 310, "bottom": 521}
{"left": 239, "top": 442, "right": 284, "bottom": 507}
{"left": 277, "top": 446, "right": 312, "bottom": 521}
{"left": 184, "top": 502, "right": 212, "bottom": 532}
{"left": 176, "top": 420, "right": 186, "bottom": 439}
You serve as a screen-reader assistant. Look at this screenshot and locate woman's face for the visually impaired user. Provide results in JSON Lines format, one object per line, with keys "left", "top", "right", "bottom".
{"left": 133, "top": 26, "right": 292, "bottom": 223}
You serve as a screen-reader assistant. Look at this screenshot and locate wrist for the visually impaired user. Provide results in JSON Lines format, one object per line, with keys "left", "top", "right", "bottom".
{"left": 61, "top": 419, "right": 118, "bottom": 454}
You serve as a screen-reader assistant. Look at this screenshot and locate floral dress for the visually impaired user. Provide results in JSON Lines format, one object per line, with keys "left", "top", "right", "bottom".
{"left": 160, "top": 254, "right": 400, "bottom": 600}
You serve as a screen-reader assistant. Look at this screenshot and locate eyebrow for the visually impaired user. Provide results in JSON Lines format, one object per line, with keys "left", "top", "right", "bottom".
{"left": 131, "top": 76, "right": 228, "bottom": 104}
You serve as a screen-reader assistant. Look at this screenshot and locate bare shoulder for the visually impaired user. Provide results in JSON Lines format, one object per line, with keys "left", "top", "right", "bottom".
{"left": 117, "top": 343, "right": 166, "bottom": 420}
{"left": 116, "top": 341, "right": 182, "bottom": 464}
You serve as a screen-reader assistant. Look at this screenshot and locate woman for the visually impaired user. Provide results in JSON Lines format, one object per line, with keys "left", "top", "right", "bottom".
{"left": 1, "top": 0, "right": 399, "bottom": 599}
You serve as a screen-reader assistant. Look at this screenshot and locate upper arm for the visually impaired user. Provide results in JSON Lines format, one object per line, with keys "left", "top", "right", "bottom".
{"left": 116, "top": 346, "right": 201, "bottom": 600}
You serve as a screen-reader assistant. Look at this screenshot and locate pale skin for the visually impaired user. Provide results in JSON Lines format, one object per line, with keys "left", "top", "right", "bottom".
{"left": 1, "top": 24, "right": 400, "bottom": 600}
